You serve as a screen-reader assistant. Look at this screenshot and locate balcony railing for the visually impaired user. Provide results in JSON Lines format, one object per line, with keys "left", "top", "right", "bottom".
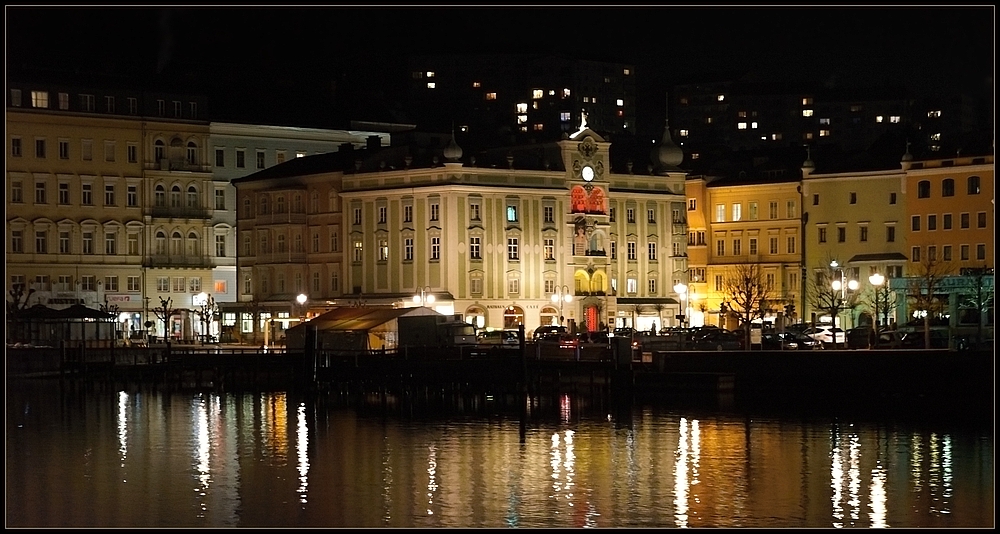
{"left": 150, "top": 206, "right": 211, "bottom": 219}
{"left": 143, "top": 255, "right": 215, "bottom": 268}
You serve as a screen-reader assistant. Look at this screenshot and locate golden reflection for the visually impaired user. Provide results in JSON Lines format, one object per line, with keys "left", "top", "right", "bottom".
{"left": 560, "top": 394, "right": 571, "bottom": 423}
{"left": 674, "top": 417, "right": 693, "bottom": 527}
{"left": 117, "top": 391, "right": 128, "bottom": 473}
{"left": 260, "top": 393, "right": 289, "bottom": 463}
{"left": 926, "top": 433, "right": 954, "bottom": 516}
{"left": 295, "top": 402, "right": 309, "bottom": 505}
{"left": 869, "top": 462, "right": 888, "bottom": 528}
{"left": 195, "top": 394, "right": 210, "bottom": 496}
{"left": 549, "top": 429, "right": 578, "bottom": 515}
{"left": 427, "top": 444, "right": 438, "bottom": 516}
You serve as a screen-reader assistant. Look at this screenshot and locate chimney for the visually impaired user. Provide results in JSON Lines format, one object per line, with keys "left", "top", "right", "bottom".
{"left": 339, "top": 142, "right": 354, "bottom": 153}
{"left": 367, "top": 135, "right": 381, "bottom": 151}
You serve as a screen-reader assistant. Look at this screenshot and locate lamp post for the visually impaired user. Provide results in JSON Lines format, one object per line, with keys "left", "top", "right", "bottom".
{"left": 296, "top": 293, "right": 308, "bottom": 323}
{"left": 674, "top": 282, "right": 687, "bottom": 350}
{"left": 830, "top": 260, "right": 858, "bottom": 349}
{"left": 551, "top": 285, "right": 572, "bottom": 325}
{"left": 869, "top": 272, "right": 884, "bottom": 348}
{"left": 414, "top": 286, "right": 434, "bottom": 308}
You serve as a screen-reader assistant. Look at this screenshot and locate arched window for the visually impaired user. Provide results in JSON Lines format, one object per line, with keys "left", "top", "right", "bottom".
{"left": 942, "top": 178, "right": 955, "bottom": 197}
{"left": 243, "top": 198, "right": 251, "bottom": 217}
{"left": 276, "top": 195, "right": 286, "bottom": 213}
{"left": 310, "top": 192, "right": 319, "bottom": 213}
{"left": 187, "top": 185, "right": 198, "bottom": 208}
{"left": 277, "top": 234, "right": 286, "bottom": 253}
{"left": 154, "top": 140, "right": 165, "bottom": 161}
{"left": 155, "top": 185, "right": 166, "bottom": 207}
{"left": 967, "top": 175, "right": 981, "bottom": 195}
{"left": 171, "top": 231, "right": 182, "bottom": 255}
{"left": 465, "top": 306, "right": 486, "bottom": 330}
{"left": 186, "top": 142, "right": 197, "bottom": 165}
{"left": 170, "top": 185, "right": 181, "bottom": 207}
{"left": 917, "top": 180, "right": 931, "bottom": 198}
{"left": 540, "top": 305, "right": 559, "bottom": 327}
{"left": 259, "top": 196, "right": 268, "bottom": 215}
{"left": 187, "top": 231, "right": 199, "bottom": 256}
{"left": 155, "top": 231, "right": 167, "bottom": 255}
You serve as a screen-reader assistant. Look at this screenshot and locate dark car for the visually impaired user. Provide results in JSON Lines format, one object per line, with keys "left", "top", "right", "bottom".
{"left": 533, "top": 325, "right": 567, "bottom": 342}
{"left": 691, "top": 330, "right": 744, "bottom": 351}
{"left": 899, "top": 330, "right": 950, "bottom": 349}
{"left": 846, "top": 327, "right": 876, "bottom": 349}
{"left": 760, "top": 332, "right": 823, "bottom": 350}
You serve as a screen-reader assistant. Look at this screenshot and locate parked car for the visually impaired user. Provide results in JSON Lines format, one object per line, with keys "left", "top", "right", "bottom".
{"left": 899, "top": 329, "right": 950, "bottom": 349}
{"left": 533, "top": 325, "right": 567, "bottom": 342}
{"left": 691, "top": 329, "right": 744, "bottom": 351}
{"left": 477, "top": 329, "right": 520, "bottom": 347}
{"left": 760, "top": 332, "right": 824, "bottom": 350}
{"left": 875, "top": 330, "right": 904, "bottom": 349}
{"left": 578, "top": 331, "right": 610, "bottom": 345}
{"left": 804, "top": 326, "right": 846, "bottom": 346}
{"left": 846, "top": 327, "right": 875, "bottom": 349}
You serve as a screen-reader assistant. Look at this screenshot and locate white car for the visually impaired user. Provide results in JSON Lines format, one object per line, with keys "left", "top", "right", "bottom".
{"left": 804, "top": 326, "right": 846, "bottom": 346}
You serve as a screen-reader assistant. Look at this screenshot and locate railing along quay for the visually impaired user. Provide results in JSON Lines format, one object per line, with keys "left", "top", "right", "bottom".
{"left": 7, "top": 343, "right": 993, "bottom": 419}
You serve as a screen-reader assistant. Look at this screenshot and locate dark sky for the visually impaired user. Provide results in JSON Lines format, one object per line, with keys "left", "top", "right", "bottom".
{"left": 6, "top": 6, "right": 994, "bottom": 130}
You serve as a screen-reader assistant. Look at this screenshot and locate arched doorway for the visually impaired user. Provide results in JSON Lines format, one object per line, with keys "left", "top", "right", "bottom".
{"left": 540, "top": 305, "right": 559, "bottom": 327}
{"left": 465, "top": 305, "right": 486, "bottom": 329}
{"left": 503, "top": 305, "right": 524, "bottom": 330}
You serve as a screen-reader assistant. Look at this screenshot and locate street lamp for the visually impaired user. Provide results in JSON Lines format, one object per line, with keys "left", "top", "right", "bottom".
{"left": 551, "top": 285, "right": 572, "bottom": 325}
{"left": 296, "top": 293, "right": 308, "bottom": 323}
{"left": 830, "top": 260, "right": 858, "bottom": 349}
{"left": 414, "top": 286, "right": 434, "bottom": 307}
{"left": 674, "top": 282, "right": 688, "bottom": 350}
{"left": 869, "top": 272, "right": 885, "bottom": 348}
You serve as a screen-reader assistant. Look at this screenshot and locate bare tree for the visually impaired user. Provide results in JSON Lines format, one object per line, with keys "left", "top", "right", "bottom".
{"left": 905, "top": 256, "right": 953, "bottom": 349}
{"left": 955, "top": 266, "right": 994, "bottom": 349}
{"left": 242, "top": 295, "right": 267, "bottom": 344}
{"left": 197, "top": 294, "right": 219, "bottom": 344}
{"left": 152, "top": 296, "right": 180, "bottom": 342}
{"left": 721, "top": 263, "right": 776, "bottom": 348}
{"left": 807, "top": 263, "right": 862, "bottom": 332}
{"left": 6, "top": 285, "right": 36, "bottom": 343}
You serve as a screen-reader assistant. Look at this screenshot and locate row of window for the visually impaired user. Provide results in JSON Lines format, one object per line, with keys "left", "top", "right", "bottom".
{"left": 10, "top": 181, "right": 227, "bottom": 210}
{"left": 10, "top": 137, "right": 139, "bottom": 162}
{"left": 10, "top": 89, "right": 196, "bottom": 118}
{"left": 910, "top": 212, "right": 989, "bottom": 232}
{"left": 214, "top": 147, "right": 307, "bottom": 170}
{"left": 11, "top": 274, "right": 223, "bottom": 294}
{"left": 714, "top": 236, "right": 797, "bottom": 256}
{"left": 911, "top": 244, "right": 988, "bottom": 263}
{"left": 9, "top": 230, "right": 227, "bottom": 257}
{"left": 916, "top": 177, "right": 983, "bottom": 197}
{"left": 703, "top": 200, "right": 798, "bottom": 222}
{"left": 10, "top": 181, "right": 139, "bottom": 207}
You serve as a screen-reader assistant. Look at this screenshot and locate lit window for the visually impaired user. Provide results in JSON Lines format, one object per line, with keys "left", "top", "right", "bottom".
{"left": 532, "top": 89, "right": 543, "bottom": 99}
{"left": 426, "top": 71, "right": 434, "bottom": 77}
{"left": 426, "top": 82, "right": 435, "bottom": 89}
{"left": 616, "top": 99, "right": 624, "bottom": 106}
{"left": 562, "top": 88, "right": 571, "bottom": 98}
{"left": 875, "top": 116, "right": 884, "bottom": 123}
{"left": 515, "top": 102, "right": 527, "bottom": 113}
{"left": 890, "top": 116, "right": 901, "bottom": 123}
{"left": 737, "top": 122, "right": 747, "bottom": 130}
{"left": 485, "top": 93, "right": 497, "bottom": 101}
{"left": 802, "top": 97, "right": 813, "bottom": 105}
{"left": 679, "top": 129, "right": 688, "bottom": 137}
{"left": 717, "top": 94, "right": 725, "bottom": 102}
{"left": 819, "top": 129, "right": 831, "bottom": 137}
{"left": 927, "top": 110, "right": 942, "bottom": 118}
{"left": 802, "top": 109, "right": 814, "bottom": 117}
{"left": 819, "top": 118, "right": 830, "bottom": 124}
{"left": 751, "top": 122, "right": 758, "bottom": 129}
{"left": 517, "top": 114, "right": 528, "bottom": 124}
{"left": 31, "top": 91, "right": 49, "bottom": 108}
{"left": 771, "top": 133, "right": 783, "bottom": 140}
{"left": 472, "top": 81, "right": 481, "bottom": 88}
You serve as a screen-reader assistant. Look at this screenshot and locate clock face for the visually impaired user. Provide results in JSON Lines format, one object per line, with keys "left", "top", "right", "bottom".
{"left": 582, "top": 165, "right": 594, "bottom": 181}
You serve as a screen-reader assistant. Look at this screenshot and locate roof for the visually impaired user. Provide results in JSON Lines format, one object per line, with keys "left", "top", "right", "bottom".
{"left": 18, "top": 304, "right": 117, "bottom": 320}
{"left": 287, "top": 306, "right": 440, "bottom": 333}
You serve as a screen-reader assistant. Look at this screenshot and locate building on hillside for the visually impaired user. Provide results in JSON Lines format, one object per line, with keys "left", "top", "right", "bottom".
{"left": 232, "top": 117, "right": 689, "bottom": 339}
{"left": 403, "top": 53, "right": 637, "bottom": 154}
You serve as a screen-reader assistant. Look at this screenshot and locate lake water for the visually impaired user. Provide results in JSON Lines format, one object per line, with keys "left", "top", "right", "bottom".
{"left": 5, "top": 379, "right": 994, "bottom": 528}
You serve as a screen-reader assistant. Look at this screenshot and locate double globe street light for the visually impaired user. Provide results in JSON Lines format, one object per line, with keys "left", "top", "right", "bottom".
{"left": 830, "top": 260, "right": 858, "bottom": 349}
{"left": 869, "top": 272, "right": 885, "bottom": 348}
{"left": 551, "top": 285, "right": 572, "bottom": 325}
{"left": 414, "top": 286, "right": 434, "bottom": 308}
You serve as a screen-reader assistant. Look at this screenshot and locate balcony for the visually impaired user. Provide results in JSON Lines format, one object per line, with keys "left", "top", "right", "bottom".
{"left": 143, "top": 255, "right": 215, "bottom": 268}
{"left": 150, "top": 206, "right": 211, "bottom": 220}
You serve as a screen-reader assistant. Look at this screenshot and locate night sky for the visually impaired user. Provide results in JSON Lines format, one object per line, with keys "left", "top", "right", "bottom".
{"left": 6, "top": 6, "right": 994, "bottom": 134}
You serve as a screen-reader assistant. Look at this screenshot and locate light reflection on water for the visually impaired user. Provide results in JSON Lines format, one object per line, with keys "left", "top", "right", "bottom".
{"left": 5, "top": 381, "right": 994, "bottom": 528}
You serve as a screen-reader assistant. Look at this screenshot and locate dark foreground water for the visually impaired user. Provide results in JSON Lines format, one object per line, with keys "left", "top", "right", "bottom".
{"left": 5, "top": 379, "right": 994, "bottom": 528}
